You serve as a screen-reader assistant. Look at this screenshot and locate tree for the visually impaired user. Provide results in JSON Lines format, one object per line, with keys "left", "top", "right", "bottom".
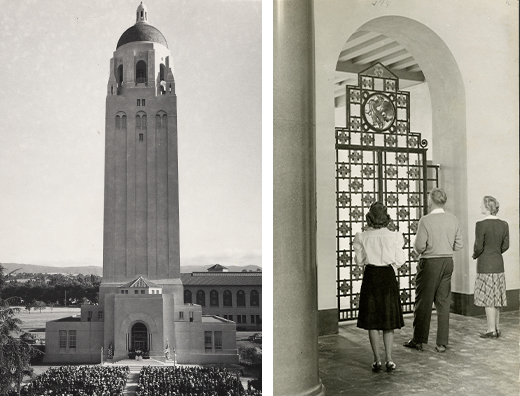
{"left": 32, "top": 301, "right": 46, "bottom": 313}
{"left": 81, "top": 297, "right": 91, "bottom": 306}
{"left": 238, "top": 346, "right": 262, "bottom": 366}
{"left": 0, "top": 265, "right": 36, "bottom": 395}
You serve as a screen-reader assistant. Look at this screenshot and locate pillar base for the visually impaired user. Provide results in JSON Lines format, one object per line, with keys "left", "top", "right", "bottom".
{"left": 318, "top": 309, "right": 338, "bottom": 336}
{"left": 451, "top": 290, "right": 519, "bottom": 316}
{"left": 301, "top": 381, "right": 326, "bottom": 396}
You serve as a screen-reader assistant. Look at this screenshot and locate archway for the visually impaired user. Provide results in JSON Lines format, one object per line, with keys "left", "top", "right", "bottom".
{"left": 318, "top": 15, "right": 469, "bottom": 332}
{"left": 352, "top": 16, "right": 468, "bottom": 307}
{"left": 136, "top": 60, "right": 147, "bottom": 83}
{"left": 131, "top": 322, "right": 148, "bottom": 351}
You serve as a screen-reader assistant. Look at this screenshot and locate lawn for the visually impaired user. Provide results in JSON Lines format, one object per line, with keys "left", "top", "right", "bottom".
{"left": 13, "top": 306, "right": 80, "bottom": 340}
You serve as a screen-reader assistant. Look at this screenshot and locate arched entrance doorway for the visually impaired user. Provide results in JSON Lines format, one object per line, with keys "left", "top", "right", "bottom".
{"left": 131, "top": 322, "right": 148, "bottom": 351}
{"left": 316, "top": 15, "right": 468, "bottom": 329}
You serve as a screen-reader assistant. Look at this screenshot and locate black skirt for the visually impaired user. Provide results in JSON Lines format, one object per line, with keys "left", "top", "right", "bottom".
{"left": 357, "top": 265, "right": 404, "bottom": 331}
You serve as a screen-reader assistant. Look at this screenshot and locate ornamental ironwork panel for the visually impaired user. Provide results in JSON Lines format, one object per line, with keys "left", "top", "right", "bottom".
{"left": 336, "top": 63, "right": 438, "bottom": 321}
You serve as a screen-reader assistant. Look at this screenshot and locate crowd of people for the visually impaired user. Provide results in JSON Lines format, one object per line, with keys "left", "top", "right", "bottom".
{"left": 136, "top": 366, "right": 261, "bottom": 396}
{"left": 17, "top": 365, "right": 129, "bottom": 396}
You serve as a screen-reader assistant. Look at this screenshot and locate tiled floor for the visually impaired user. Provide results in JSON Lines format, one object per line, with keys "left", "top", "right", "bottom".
{"left": 318, "top": 310, "right": 519, "bottom": 395}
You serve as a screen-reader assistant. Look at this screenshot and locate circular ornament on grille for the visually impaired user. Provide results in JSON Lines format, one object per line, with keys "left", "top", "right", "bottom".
{"left": 362, "top": 93, "right": 396, "bottom": 132}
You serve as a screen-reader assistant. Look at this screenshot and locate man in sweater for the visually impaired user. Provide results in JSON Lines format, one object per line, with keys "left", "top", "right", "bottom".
{"left": 404, "top": 188, "right": 463, "bottom": 352}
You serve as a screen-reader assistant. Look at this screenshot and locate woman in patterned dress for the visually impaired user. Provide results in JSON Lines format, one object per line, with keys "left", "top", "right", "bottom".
{"left": 472, "top": 196, "right": 509, "bottom": 338}
{"left": 353, "top": 202, "right": 406, "bottom": 372}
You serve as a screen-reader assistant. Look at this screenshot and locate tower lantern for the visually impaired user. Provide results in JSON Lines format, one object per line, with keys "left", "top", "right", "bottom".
{"left": 136, "top": 2, "right": 148, "bottom": 23}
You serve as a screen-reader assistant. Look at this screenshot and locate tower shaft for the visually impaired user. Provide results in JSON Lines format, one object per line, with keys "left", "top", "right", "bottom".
{"left": 102, "top": 40, "right": 179, "bottom": 283}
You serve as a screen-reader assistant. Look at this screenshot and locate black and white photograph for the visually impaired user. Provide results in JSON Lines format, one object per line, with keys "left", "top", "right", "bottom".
{"left": 0, "top": 1, "right": 262, "bottom": 395}
{"left": 274, "top": 1, "right": 519, "bottom": 395}
{"left": 2, "top": 0, "right": 520, "bottom": 395}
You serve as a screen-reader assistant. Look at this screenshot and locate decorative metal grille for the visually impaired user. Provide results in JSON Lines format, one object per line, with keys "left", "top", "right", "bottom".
{"left": 336, "top": 63, "right": 438, "bottom": 321}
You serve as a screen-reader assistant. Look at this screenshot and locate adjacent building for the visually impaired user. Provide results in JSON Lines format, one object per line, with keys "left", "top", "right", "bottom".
{"left": 182, "top": 266, "right": 262, "bottom": 331}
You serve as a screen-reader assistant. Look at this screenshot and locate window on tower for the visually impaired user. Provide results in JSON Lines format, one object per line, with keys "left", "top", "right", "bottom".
{"left": 137, "top": 99, "right": 141, "bottom": 106}
{"left": 142, "top": 99, "right": 145, "bottom": 106}
{"left": 117, "top": 65, "right": 123, "bottom": 87}
{"left": 160, "top": 64, "right": 165, "bottom": 80}
{"left": 139, "top": 133, "right": 144, "bottom": 142}
{"left": 136, "top": 61, "right": 147, "bottom": 84}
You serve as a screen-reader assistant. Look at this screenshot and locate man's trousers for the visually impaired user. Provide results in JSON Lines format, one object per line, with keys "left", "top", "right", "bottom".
{"left": 413, "top": 257, "right": 454, "bottom": 345}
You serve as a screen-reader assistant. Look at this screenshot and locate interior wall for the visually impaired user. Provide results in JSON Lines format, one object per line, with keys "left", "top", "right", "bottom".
{"left": 315, "top": 0, "right": 519, "bottom": 313}
{"left": 408, "top": 83, "right": 432, "bottom": 160}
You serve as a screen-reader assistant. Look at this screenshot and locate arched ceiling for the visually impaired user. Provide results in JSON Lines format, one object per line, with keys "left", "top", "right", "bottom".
{"left": 335, "top": 31, "right": 426, "bottom": 108}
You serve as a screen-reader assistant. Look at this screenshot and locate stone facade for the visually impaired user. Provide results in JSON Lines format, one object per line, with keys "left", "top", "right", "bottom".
{"left": 44, "top": 3, "right": 239, "bottom": 365}
{"left": 182, "top": 272, "right": 262, "bottom": 331}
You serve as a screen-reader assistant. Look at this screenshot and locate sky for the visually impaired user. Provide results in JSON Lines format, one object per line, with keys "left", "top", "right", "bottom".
{"left": 0, "top": 0, "right": 262, "bottom": 268}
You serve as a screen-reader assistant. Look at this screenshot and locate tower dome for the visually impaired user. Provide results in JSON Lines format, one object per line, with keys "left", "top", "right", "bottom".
{"left": 116, "top": 2, "right": 168, "bottom": 49}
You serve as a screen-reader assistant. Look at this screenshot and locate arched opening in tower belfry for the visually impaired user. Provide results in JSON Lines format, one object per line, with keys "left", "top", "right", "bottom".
{"left": 160, "top": 63, "right": 165, "bottom": 81}
{"left": 117, "top": 64, "right": 123, "bottom": 89}
{"left": 136, "top": 60, "right": 147, "bottom": 84}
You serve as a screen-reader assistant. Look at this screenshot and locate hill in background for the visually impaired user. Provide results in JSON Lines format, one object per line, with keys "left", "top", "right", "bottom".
{"left": 1, "top": 262, "right": 261, "bottom": 276}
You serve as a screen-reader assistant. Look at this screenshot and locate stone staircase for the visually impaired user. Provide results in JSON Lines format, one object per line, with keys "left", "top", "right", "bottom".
{"left": 123, "top": 367, "right": 140, "bottom": 396}
{"left": 107, "top": 358, "right": 192, "bottom": 395}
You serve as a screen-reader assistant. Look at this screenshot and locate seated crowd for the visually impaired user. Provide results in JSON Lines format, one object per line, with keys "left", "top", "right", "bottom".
{"left": 17, "top": 365, "right": 129, "bottom": 396}
{"left": 136, "top": 366, "right": 261, "bottom": 396}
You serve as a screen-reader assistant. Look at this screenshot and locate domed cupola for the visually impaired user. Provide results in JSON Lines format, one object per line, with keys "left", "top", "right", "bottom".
{"left": 116, "top": 2, "right": 168, "bottom": 49}
{"left": 136, "top": 2, "right": 148, "bottom": 23}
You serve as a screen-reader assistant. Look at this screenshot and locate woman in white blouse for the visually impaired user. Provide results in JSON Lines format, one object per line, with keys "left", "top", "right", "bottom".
{"left": 353, "top": 202, "right": 406, "bottom": 372}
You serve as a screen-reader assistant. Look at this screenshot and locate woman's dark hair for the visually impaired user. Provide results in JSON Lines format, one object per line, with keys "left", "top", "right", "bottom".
{"left": 366, "top": 202, "right": 391, "bottom": 229}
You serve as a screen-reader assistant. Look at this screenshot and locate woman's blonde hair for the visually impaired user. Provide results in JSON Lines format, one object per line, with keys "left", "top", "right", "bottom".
{"left": 483, "top": 196, "right": 499, "bottom": 215}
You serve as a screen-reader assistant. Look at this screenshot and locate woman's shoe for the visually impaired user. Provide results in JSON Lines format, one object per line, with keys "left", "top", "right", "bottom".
{"left": 496, "top": 329, "right": 501, "bottom": 338}
{"left": 385, "top": 361, "right": 396, "bottom": 371}
{"left": 372, "top": 362, "right": 382, "bottom": 372}
{"left": 479, "top": 331, "right": 497, "bottom": 339}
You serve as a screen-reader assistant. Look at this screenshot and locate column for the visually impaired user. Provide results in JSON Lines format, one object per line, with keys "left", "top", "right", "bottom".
{"left": 274, "top": 1, "right": 325, "bottom": 395}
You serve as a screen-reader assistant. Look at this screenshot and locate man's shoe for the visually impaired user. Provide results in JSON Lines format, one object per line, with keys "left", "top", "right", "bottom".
{"left": 479, "top": 331, "right": 497, "bottom": 339}
{"left": 435, "top": 344, "right": 447, "bottom": 353}
{"left": 403, "top": 339, "right": 422, "bottom": 350}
